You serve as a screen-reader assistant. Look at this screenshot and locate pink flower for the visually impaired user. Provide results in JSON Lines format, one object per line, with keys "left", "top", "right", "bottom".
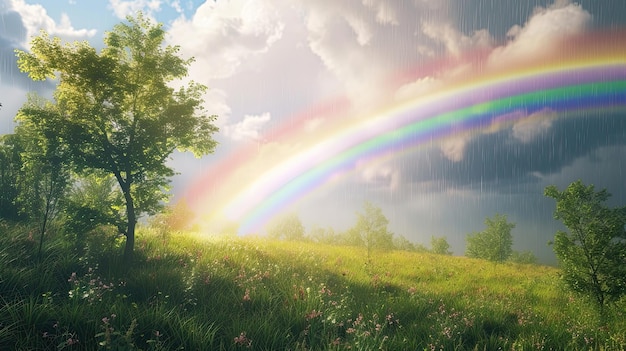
{"left": 234, "top": 332, "right": 252, "bottom": 348}
{"left": 305, "top": 309, "right": 322, "bottom": 320}
{"left": 242, "top": 289, "right": 251, "bottom": 302}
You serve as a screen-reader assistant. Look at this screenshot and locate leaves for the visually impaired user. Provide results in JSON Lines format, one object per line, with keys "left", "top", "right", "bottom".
{"left": 545, "top": 180, "right": 626, "bottom": 310}
{"left": 465, "top": 214, "right": 515, "bottom": 262}
{"left": 14, "top": 13, "right": 219, "bottom": 259}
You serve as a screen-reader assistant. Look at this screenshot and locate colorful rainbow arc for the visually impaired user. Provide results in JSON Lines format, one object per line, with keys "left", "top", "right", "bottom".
{"left": 221, "top": 62, "right": 626, "bottom": 234}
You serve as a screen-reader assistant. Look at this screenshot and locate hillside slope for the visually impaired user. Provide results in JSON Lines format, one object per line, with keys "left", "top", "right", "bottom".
{"left": 1, "top": 226, "right": 624, "bottom": 350}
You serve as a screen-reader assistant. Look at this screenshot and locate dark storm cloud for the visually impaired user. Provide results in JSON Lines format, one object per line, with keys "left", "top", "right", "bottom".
{"left": 453, "top": 0, "right": 626, "bottom": 41}
{"left": 401, "top": 111, "right": 626, "bottom": 191}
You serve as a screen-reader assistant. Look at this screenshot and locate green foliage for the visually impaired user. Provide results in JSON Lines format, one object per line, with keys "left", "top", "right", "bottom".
{"left": 62, "top": 173, "right": 124, "bottom": 252}
{"left": 0, "top": 134, "right": 25, "bottom": 221}
{"left": 13, "top": 97, "right": 72, "bottom": 261}
{"left": 308, "top": 225, "right": 338, "bottom": 245}
{"left": 352, "top": 202, "right": 394, "bottom": 260}
{"left": 545, "top": 180, "right": 626, "bottom": 311}
{"left": 150, "top": 199, "right": 196, "bottom": 235}
{"left": 267, "top": 212, "right": 305, "bottom": 241}
{"left": 466, "top": 214, "right": 515, "bottom": 262}
{"left": 509, "top": 250, "right": 537, "bottom": 265}
{"left": 393, "top": 235, "right": 418, "bottom": 251}
{"left": 1, "top": 221, "right": 626, "bottom": 350}
{"left": 15, "top": 13, "right": 218, "bottom": 260}
{"left": 431, "top": 236, "right": 452, "bottom": 255}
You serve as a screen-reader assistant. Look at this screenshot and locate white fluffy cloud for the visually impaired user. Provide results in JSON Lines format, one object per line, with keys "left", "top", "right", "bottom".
{"left": 422, "top": 21, "right": 492, "bottom": 56}
{"left": 108, "top": 0, "right": 161, "bottom": 19}
{"left": 303, "top": 0, "right": 451, "bottom": 108}
{"left": 224, "top": 112, "right": 271, "bottom": 142}
{"left": 168, "top": 0, "right": 285, "bottom": 80}
{"left": 489, "top": 0, "right": 590, "bottom": 65}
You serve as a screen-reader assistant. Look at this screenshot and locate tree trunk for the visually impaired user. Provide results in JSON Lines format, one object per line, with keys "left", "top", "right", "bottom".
{"left": 122, "top": 188, "right": 136, "bottom": 263}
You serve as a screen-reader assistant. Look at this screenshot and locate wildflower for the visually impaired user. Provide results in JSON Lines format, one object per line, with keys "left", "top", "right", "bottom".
{"left": 305, "top": 309, "right": 322, "bottom": 320}
{"left": 102, "top": 317, "right": 109, "bottom": 324}
{"left": 242, "top": 289, "right": 251, "bottom": 302}
{"left": 234, "top": 332, "right": 252, "bottom": 348}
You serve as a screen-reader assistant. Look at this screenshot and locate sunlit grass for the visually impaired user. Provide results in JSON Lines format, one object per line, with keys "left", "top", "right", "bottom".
{"left": 0, "top": 222, "right": 624, "bottom": 350}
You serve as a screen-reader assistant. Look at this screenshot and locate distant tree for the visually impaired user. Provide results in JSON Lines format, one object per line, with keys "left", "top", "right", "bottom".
{"left": 338, "top": 227, "right": 365, "bottom": 247}
{"left": 393, "top": 235, "right": 416, "bottom": 251}
{"left": 545, "top": 180, "right": 626, "bottom": 313}
{"left": 465, "top": 214, "right": 514, "bottom": 263}
{"left": 16, "top": 14, "right": 218, "bottom": 261}
{"left": 309, "top": 225, "right": 339, "bottom": 245}
{"left": 267, "top": 213, "right": 305, "bottom": 241}
{"left": 352, "top": 201, "right": 394, "bottom": 261}
{"left": 431, "top": 236, "right": 452, "bottom": 255}
{"left": 508, "top": 250, "right": 537, "bottom": 265}
{"left": 156, "top": 199, "right": 196, "bottom": 232}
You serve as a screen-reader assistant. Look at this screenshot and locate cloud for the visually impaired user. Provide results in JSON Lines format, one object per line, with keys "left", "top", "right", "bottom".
{"left": 108, "top": 0, "right": 161, "bottom": 19}
{"left": 439, "top": 134, "right": 472, "bottom": 162}
{"left": 168, "top": 0, "right": 285, "bottom": 80}
{"left": 422, "top": 21, "right": 492, "bottom": 56}
{"left": 512, "top": 109, "right": 557, "bottom": 143}
{"left": 6, "top": 0, "right": 96, "bottom": 45}
{"left": 488, "top": 0, "right": 591, "bottom": 65}
{"left": 398, "top": 111, "right": 626, "bottom": 194}
{"left": 394, "top": 76, "right": 441, "bottom": 101}
{"left": 357, "top": 162, "right": 401, "bottom": 191}
{"left": 302, "top": 0, "right": 453, "bottom": 108}
{"left": 224, "top": 112, "right": 271, "bottom": 142}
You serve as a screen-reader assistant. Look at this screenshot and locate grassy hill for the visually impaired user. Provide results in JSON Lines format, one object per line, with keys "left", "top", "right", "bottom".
{"left": 1, "top": 223, "right": 624, "bottom": 350}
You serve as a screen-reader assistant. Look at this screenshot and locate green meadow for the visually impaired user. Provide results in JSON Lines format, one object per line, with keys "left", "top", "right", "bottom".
{"left": 1, "top": 222, "right": 625, "bottom": 350}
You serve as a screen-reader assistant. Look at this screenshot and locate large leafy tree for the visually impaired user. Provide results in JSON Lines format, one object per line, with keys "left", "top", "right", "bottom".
{"left": 352, "top": 201, "right": 394, "bottom": 261}
{"left": 545, "top": 180, "right": 626, "bottom": 313}
{"left": 465, "top": 213, "right": 514, "bottom": 263}
{"left": 15, "top": 14, "right": 218, "bottom": 261}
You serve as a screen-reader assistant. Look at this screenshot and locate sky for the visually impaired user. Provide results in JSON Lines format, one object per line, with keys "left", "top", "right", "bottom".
{"left": 1, "top": 0, "right": 625, "bottom": 264}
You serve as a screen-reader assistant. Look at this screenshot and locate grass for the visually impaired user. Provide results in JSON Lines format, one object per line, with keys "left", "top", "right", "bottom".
{"left": 0, "top": 221, "right": 625, "bottom": 350}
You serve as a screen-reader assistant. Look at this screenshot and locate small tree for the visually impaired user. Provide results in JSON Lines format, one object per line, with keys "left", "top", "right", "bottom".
{"left": 545, "top": 180, "right": 626, "bottom": 313}
{"left": 16, "top": 14, "right": 218, "bottom": 261}
{"left": 508, "top": 250, "right": 537, "bottom": 265}
{"left": 393, "top": 235, "right": 416, "bottom": 252}
{"left": 14, "top": 100, "right": 71, "bottom": 260}
{"left": 267, "top": 213, "right": 305, "bottom": 241}
{"left": 309, "top": 225, "right": 339, "bottom": 245}
{"left": 352, "top": 201, "right": 394, "bottom": 261}
{"left": 0, "top": 134, "right": 25, "bottom": 222}
{"left": 466, "top": 214, "right": 514, "bottom": 263}
{"left": 431, "top": 236, "right": 452, "bottom": 255}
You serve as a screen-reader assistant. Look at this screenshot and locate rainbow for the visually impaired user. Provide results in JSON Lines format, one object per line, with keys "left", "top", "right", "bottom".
{"left": 185, "top": 30, "right": 626, "bottom": 234}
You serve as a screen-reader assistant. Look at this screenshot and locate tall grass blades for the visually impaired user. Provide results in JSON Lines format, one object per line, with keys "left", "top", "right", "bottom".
{"left": 0, "top": 223, "right": 625, "bottom": 349}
